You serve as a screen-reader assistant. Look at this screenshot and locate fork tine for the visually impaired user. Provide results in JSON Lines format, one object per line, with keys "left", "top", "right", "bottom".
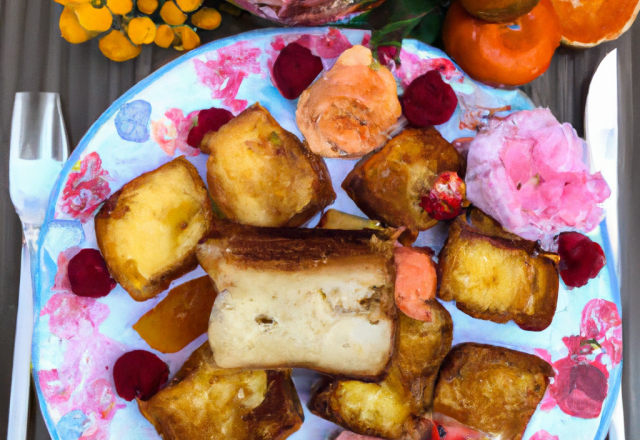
{"left": 11, "top": 93, "right": 69, "bottom": 162}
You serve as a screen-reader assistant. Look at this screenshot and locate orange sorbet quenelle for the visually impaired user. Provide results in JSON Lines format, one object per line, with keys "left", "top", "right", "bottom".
{"left": 443, "top": 0, "right": 561, "bottom": 87}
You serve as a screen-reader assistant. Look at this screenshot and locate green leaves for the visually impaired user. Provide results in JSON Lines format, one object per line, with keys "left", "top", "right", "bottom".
{"left": 339, "top": 0, "right": 448, "bottom": 57}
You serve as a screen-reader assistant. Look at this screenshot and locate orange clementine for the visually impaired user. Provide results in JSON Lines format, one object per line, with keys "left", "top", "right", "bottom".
{"left": 443, "top": 0, "right": 561, "bottom": 87}
{"left": 551, "top": 0, "right": 640, "bottom": 47}
{"left": 461, "top": 0, "right": 539, "bottom": 22}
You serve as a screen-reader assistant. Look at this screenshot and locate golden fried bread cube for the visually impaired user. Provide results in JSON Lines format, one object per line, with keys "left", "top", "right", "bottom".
{"left": 438, "top": 215, "right": 559, "bottom": 331}
{"left": 204, "top": 102, "right": 335, "bottom": 227}
{"left": 197, "top": 221, "right": 397, "bottom": 380}
{"left": 316, "top": 209, "right": 383, "bottom": 230}
{"left": 342, "top": 127, "right": 465, "bottom": 233}
{"left": 138, "top": 343, "right": 303, "bottom": 440}
{"left": 308, "top": 301, "right": 453, "bottom": 439}
{"left": 433, "top": 343, "right": 554, "bottom": 440}
{"left": 95, "top": 157, "right": 213, "bottom": 301}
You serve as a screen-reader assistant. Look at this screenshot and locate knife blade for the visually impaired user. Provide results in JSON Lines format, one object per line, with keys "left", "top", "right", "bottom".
{"left": 585, "top": 49, "right": 619, "bottom": 275}
{"left": 585, "top": 49, "right": 623, "bottom": 440}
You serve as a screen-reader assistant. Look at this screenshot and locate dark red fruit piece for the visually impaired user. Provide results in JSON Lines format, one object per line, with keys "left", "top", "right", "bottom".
{"left": 113, "top": 350, "right": 169, "bottom": 401}
{"left": 420, "top": 171, "right": 466, "bottom": 220}
{"left": 557, "top": 232, "right": 606, "bottom": 288}
{"left": 272, "top": 42, "right": 324, "bottom": 100}
{"left": 377, "top": 45, "right": 399, "bottom": 66}
{"left": 186, "top": 107, "right": 234, "bottom": 148}
{"left": 403, "top": 69, "right": 458, "bottom": 127}
{"left": 68, "top": 248, "right": 116, "bottom": 298}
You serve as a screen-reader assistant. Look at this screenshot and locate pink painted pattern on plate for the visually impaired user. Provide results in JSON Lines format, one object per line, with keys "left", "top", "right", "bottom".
{"left": 151, "top": 108, "right": 200, "bottom": 157}
{"left": 529, "top": 430, "right": 560, "bottom": 440}
{"left": 39, "top": 247, "right": 125, "bottom": 439}
{"left": 194, "top": 41, "right": 263, "bottom": 113}
{"left": 58, "top": 152, "right": 111, "bottom": 222}
{"left": 537, "top": 299, "right": 622, "bottom": 419}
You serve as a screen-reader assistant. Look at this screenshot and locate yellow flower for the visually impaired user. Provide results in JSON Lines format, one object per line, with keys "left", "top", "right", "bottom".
{"left": 127, "top": 16, "right": 156, "bottom": 45}
{"left": 173, "top": 26, "right": 200, "bottom": 51}
{"left": 154, "top": 24, "right": 175, "bottom": 48}
{"left": 99, "top": 29, "right": 141, "bottom": 61}
{"left": 137, "top": 0, "right": 158, "bottom": 14}
{"left": 191, "top": 7, "right": 221, "bottom": 30}
{"left": 107, "top": 0, "right": 132, "bottom": 14}
{"left": 60, "top": 5, "right": 98, "bottom": 43}
{"left": 54, "top": 0, "right": 90, "bottom": 5}
{"left": 74, "top": 3, "right": 113, "bottom": 32}
{"left": 175, "top": 0, "right": 202, "bottom": 12}
{"left": 160, "top": 1, "right": 186, "bottom": 25}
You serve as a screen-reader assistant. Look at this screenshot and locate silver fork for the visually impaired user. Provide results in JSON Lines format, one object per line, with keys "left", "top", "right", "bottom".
{"left": 8, "top": 92, "right": 69, "bottom": 440}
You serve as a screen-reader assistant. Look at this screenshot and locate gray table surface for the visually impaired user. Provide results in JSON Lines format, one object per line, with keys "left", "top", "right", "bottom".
{"left": 0, "top": 1, "right": 638, "bottom": 439}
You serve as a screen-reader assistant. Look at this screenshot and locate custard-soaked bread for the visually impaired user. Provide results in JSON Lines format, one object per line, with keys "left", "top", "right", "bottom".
{"left": 438, "top": 213, "right": 559, "bottom": 331}
{"left": 197, "top": 221, "right": 396, "bottom": 379}
{"left": 95, "top": 157, "right": 213, "bottom": 301}
{"left": 138, "top": 343, "right": 304, "bottom": 440}
{"left": 204, "top": 103, "right": 335, "bottom": 227}
{"left": 308, "top": 302, "right": 453, "bottom": 440}
{"left": 342, "top": 127, "right": 465, "bottom": 233}
{"left": 433, "top": 343, "right": 554, "bottom": 440}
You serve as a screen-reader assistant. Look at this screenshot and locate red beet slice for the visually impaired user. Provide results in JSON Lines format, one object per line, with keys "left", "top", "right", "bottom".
{"left": 557, "top": 232, "right": 606, "bottom": 288}
{"left": 68, "top": 248, "right": 116, "bottom": 298}
{"left": 113, "top": 350, "right": 169, "bottom": 401}
{"left": 272, "top": 42, "right": 324, "bottom": 100}
{"left": 186, "top": 107, "right": 234, "bottom": 148}
{"left": 403, "top": 69, "right": 458, "bottom": 127}
{"left": 420, "top": 171, "right": 466, "bottom": 220}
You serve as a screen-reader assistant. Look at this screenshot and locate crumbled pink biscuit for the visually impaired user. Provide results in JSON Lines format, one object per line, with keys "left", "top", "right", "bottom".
{"left": 466, "top": 108, "right": 610, "bottom": 249}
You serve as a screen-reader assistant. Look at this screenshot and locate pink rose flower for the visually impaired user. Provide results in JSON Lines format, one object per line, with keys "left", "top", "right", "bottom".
{"left": 466, "top": 108, "right": 610, "bottom": 248}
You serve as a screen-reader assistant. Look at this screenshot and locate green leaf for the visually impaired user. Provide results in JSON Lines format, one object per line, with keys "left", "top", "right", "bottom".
{"left": 335, "top": 0, "right": 448, "bottom": 57}
{"left": 410, "top": 9, "right": 445, "bottom": 46}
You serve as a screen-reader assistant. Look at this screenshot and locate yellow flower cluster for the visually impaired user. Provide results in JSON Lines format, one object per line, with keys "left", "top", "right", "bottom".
{"left": 57, "top": 0, "right": 222, "bottom": 61}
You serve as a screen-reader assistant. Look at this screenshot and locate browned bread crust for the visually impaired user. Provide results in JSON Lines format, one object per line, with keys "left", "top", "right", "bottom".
{"left": 197, "top": 221, "right": 397, "bottom": 379}
{"left": 308, "top": 301, "right": 453, "bottom": 440}
{"left": 342, "top": 127, "right": 465, "bottom": 233}
{"left": 202, "top": 219, "right": 396, "bottom": 272}
{"left": 438, "top": 214, "right": 559, "bottom": 331}
{"left": 205, "top": 102, "right": 335, "bottom": 228}
{"left": 138, "top": 343, "right": 304, "bottom": 440}
{"left": 95, "top": 157, "right": 213, "bottom": 301}
{"left": 434, "top": 343, "right": 554, "bottom": 440}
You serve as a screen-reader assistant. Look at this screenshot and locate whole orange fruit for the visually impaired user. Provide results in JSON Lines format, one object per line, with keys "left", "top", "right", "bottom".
{"left": 443, "top": 0, "right": 561, "bottom": 87}
{"left": 461, "top": 0, "right": 540, "bottom": 22}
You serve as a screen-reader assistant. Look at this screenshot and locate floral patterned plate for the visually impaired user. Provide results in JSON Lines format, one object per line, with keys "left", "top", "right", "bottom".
{"left": 33, "top": 28, "right": 621, "bottom": 440}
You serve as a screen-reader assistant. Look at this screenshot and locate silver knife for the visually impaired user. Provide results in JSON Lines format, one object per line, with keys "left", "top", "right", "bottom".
{"left": 8, "top": 92, "right": 69, "bottom": 440}
{"left": 585, "top": 49, "right": 623, "bottom": 440}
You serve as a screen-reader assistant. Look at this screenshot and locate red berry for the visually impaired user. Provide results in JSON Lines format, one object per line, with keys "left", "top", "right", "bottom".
{"left": 420, "top": 171, "right": 466, "bottom": 220}
{"left": 186, "top": 107, "right": 234, "bottom": 148}
{"left": 113, "top": 350, "right": 169, "bottom": 401}
{"left": 403, "top": 70, "right": 458, "bottom": 127}
{"left": 272, "top": 42, "right": 324, "bottom": 100}
{"left": 377, "top": 45, "right": 399, "bottom": 66}
{"left": 68, "top": 249, "right": 116, "bottom": 298}
{"left": 557, "top": 232, "right": 606, "bottom": 288}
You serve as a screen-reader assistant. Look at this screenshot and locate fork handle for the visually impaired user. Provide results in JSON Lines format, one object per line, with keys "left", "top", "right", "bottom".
{"left": 7, "top": 245, "right": 34, "bottom": 440}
